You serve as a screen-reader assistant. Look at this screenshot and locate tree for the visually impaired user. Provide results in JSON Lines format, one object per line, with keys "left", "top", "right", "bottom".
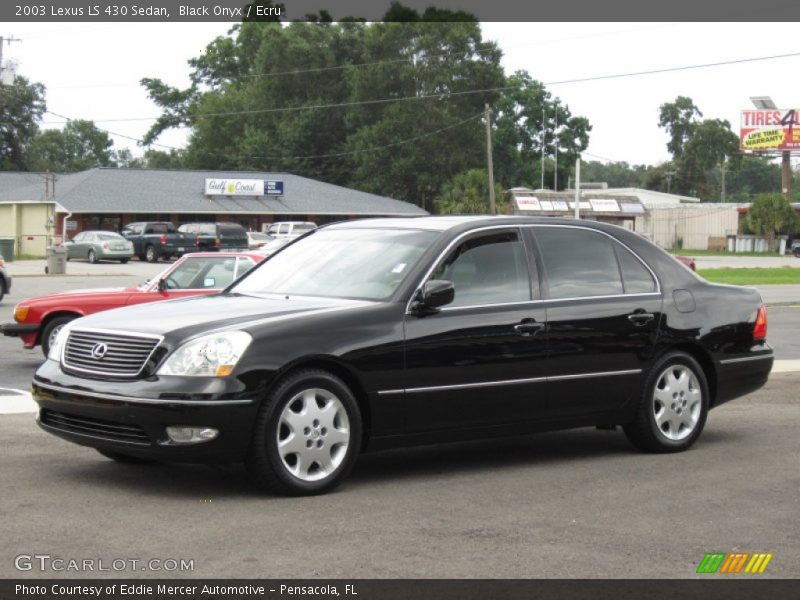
{"left": 658, "top": 96, "right": 702, "bottom": 159}
{"left": 492, "top": 71, "right": 590, "bottom": 191}
{"left": 28, "top": 120, "right": 116, "bottom": 172}
{"left": 435, "top": 168, "right": 507, "bottom": 214}
{"left": 0, "top": 76, "right": 46, "bottom": 170}
{"left": 579, "top": 160, "right": 649, "bottom": 188}
{"left": 747, "top": 192, "right": 797, "bottom": 250}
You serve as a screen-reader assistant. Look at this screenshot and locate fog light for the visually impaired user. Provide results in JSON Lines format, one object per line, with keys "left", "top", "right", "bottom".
{"left": 165, "top": 426, "right": 219, "bottom": 444}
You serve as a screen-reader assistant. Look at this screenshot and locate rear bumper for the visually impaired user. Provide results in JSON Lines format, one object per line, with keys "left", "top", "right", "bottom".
{"left": 713, "top": 347, "right": 773, "bottom": 408}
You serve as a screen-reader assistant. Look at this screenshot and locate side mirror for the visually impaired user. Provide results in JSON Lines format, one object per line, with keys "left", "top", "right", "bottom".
{"left": 411, "top": 280, "right": 455, "bottom": 314}
{"left": 157, "top": 278, "right": 168, "bottom": 292}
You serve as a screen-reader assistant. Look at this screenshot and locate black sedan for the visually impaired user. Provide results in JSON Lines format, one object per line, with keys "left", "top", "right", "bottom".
{"left": 32, "top": 217, "right": 773, "bottom": 495}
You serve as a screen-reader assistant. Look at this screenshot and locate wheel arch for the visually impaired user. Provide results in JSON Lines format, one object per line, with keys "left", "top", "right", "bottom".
{"left": 265, "top": 356, "right": 373, "bottom": 451}
{"left": 36, "top": 310, "right": 83, "bottom": 345}
{"left": 656, "top": 342, "right": 717, "bottom": 407}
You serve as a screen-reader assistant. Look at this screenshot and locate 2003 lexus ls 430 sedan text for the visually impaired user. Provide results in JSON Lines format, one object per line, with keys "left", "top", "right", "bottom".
{"left": 32, "top": 217, "right": 773, "bottom": 495}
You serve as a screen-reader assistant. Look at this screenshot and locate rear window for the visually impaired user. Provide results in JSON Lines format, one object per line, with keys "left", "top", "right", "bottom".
{"left": 96, "top": 233, "right": 123, "bottom": 241}
{"left": 146, "top": 223, "right": 176, "bottom": 234}
{"left": 293, "top": 223, "right": 316, "bottom": 233}
{"left": 219, "top": 223, "right": 246, "bottom": 235}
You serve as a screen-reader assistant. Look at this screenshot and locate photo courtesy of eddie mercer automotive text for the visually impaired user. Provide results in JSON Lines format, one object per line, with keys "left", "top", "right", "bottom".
{"left": 31, "top": 216, "right": 773, "bottom": 496}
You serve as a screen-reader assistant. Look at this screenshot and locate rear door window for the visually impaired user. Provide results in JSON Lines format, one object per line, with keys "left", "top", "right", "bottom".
{"left": 534, "top": 227, "right": 624, "bottom": 299}
{"left": 614, "top": 243, "right": 657, "bottom": 294}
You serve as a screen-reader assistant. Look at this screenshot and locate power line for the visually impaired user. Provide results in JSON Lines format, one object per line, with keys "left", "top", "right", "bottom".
{"left": 31, "top": 49, "right": 800, "bottom": 126}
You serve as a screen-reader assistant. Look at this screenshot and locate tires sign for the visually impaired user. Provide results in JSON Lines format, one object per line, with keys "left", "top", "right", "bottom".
{"left": 740, "top": 109, "right": 800, "bottom": 151}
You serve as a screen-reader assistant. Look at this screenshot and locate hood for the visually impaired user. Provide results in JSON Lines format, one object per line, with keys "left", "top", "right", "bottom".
{"left": 68, "top": 293, "right": 373, "bottom": 337}
{"left": 50, "top": 286, "right": 139, "bottom": 296}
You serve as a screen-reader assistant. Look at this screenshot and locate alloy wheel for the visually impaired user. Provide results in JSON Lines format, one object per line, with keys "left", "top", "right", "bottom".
{"left": 652, "top": 365, "right": 702, "bottom": 441}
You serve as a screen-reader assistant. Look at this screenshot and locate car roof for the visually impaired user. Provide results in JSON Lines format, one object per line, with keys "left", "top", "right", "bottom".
{"left": 325, "top": 215, "right": 628, "bottom": 233}
{"left": 181, "top": 251, "right": 265, "bottom": 259}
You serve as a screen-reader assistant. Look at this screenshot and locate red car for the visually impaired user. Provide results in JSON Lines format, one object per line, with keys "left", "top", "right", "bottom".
{"left": 1, "top": 251, "right": 264, "bottom": 356}
{"left": 675, "top": 255, "right": 697, "bottom": 271}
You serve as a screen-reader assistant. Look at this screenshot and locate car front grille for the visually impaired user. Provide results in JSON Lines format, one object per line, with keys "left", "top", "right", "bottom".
{"left": 40, "top": 409, "right": 151, "bottom": 445}
{"left": 63, "top": 329, "right": 161, "bottom": 377}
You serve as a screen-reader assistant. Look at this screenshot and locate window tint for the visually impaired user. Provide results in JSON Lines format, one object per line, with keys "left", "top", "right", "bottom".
{"left": 535, "top": 227, "right": 623, "bottom": 299}
{"left": 72, "top": 233, "right": 85, "bottom": 242}
{"left": 235, "top": 258, "right": 255, "bottom": 279}
{"left": 615, "top": 243, "right": 657, "bottom": 294}
{"left": 431, "top": 230, "right": 531, "bottom": 308}
{"left": 219, "top": 223, "right": 246, "bottom": 234}
{"left": 96, "top": 232, "right": 123, "bottom": 241}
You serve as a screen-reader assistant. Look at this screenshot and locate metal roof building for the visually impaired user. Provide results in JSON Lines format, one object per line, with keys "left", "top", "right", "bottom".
{"left": 0, "top": 168, "right": 427, "bottom": 256}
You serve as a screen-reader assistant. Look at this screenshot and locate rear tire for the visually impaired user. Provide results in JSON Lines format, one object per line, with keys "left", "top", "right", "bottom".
{"left": 246, "top": 369, "right": 362, "bottom": 496}
{"left": 145, "top": 245, "right": 158, "bottom": 263}
{"left": 88, "top": 249, "right": 98, "bottom": 264}
{"left": 41, "top": 315, "right": 77, "bottom": 357}
{"left": 97, "top": 449, "right": 155, "bottom": 464}
{"left": 0, "top": 280, "right": 5, "bottom": 303}
{"left": 120, "top": 258, "right": 129, "bottom": 264}
{"left": 623, "top": 352, "right": 709, "bottom": 453}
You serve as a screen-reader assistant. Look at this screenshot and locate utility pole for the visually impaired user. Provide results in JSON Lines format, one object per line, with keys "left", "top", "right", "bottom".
{"left": 553, "top": 107, "right": 559, "bottom": 191}
{"left": 665, "top": 170, "right": 676, "bottom": 194}
{"left": 782, "top": 151, "right": 792, "bottom": 199}
{"left": 0, "top": 36, "right": 22, "bottom": 85}
{"left": 574, "top": 158, "right": 581, "bottom": 220}
{"left": 540, "top": 107, "right": 545, "bottom": 190}
{"left": 485, "top": 103, "right": 496, "bottom": 215}
{"left": 719, "top": 159, "right": 727, "bottom": 202}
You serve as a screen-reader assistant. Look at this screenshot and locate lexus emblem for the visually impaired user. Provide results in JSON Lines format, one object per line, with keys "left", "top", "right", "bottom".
{"left": 90, "top": 342, "right": 108, "bottom": 360}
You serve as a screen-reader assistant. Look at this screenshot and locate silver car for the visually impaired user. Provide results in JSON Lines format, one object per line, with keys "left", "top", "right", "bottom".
{"left": 65, "top": 231, "right": 135, "bottom": 264}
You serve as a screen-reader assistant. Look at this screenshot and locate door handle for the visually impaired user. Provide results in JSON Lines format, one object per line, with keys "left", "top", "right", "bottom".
{"left": 627, "top": 311, "right": 655, "bottom": 326}
{"left": 514, "top": 319, "right": 545, "bottom": 336}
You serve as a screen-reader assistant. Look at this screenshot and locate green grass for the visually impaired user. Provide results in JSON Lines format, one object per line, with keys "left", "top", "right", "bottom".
{"left": 697, "top": 267, "right": 800, "bottom": 285}
{"left": 668, "top": 249, "right": 781, "bottom": 257}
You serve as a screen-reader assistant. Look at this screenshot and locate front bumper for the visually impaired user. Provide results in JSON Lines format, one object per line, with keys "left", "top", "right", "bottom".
{"left": 32, "top": 360, "right": 261, "bottom": 462}
{"left": 1, "top": 321, "right": 39, "bottom": 338}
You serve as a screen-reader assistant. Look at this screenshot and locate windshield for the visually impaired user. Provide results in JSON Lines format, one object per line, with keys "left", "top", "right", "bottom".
{"left": 232, "top": 228, "right": 438, "bottom": 300}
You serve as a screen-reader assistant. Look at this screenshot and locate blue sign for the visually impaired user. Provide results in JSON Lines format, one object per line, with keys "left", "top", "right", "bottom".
{"left": 264, "top": 180, "right": 284, "bottom": 196}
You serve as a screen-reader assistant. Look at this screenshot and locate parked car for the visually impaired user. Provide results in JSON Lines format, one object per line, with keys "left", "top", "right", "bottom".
{"left": 0, "top": 254, "right": 11, "bottom": 304}
{"left": 264, "top": 221, "right": 316, "bottom": 239}
{"left": 246, "top": 231, "right": 271, "bottom": 249}
{"left": 675, "top": 255, "right": 697, "bottom": 271}
{"left": 254, "top": 237, "right": 292, "bottom": 256}
{"left": 120, "top": 221, "right": 196, "bottom": 263}
{"left": 32, "top": 217, "right": 772, "bottom": 496}
{"left": 178, "top": 222, "right": 249, "bottom": 252}
{"left": 2, "top": 251, "right": 264, "bottom": 356}
{"left": 65, "top": 231, "right": 134, "bottom": 264}
{"left": 791, "top": 241, "right": 800, "bottom": 257}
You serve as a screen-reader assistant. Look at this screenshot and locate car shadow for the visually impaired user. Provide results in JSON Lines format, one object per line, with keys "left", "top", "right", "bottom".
{"left": 50, "top": 425, "right": 742, "bottom": 499}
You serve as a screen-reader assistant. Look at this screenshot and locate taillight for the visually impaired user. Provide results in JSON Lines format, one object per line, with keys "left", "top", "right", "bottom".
{"left": 195, "top": 236, "right": 201, "bottom": 246}
{"left": 753, "top": 304, "right": 767, "bottom": 341}
{"left": 214, "top": 238, "right": 221, "bottom": 248}
{"left": 159, "top": 235, "right": 167, "bottom": 244}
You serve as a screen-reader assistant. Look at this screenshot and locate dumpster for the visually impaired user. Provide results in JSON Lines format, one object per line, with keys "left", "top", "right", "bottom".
{"left": 45, "top": 244, "right": 67, "bottom": 275}
{"left": 0, "top": 237, "right": 14, "bottom": 261}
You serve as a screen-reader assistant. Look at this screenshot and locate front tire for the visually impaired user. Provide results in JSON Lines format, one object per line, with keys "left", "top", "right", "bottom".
{"left": 623, "top": 352, "right": 709, "bottom": 453}
{"left": 41, "top": 315, "right": 77, "bottom": 357}
{"left": 246, "top": 369, "right": 362, "bottom": 496}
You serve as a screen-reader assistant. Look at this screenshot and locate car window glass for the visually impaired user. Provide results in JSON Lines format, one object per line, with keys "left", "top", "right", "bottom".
{"left": 431, "top": 230, "right": 531, "bottom": 308}
{"left": 535, "top": 227, "right": 624, "bottom": 299}
{"left": 278, "top": 224, "right": 290, "bottom": 234}
{"left": 615, "top": 243, "right": 657, "bottom": 294}
{"left": 164, "top": 257, "right": 208, "bottom": 288}
{"left": 268, "top": 225, "right": 279, "bottom": 235}
{"left": 200, "top": 260, "right": 237, "bottom": 288}
{"left": 72, "top": 233, "right": 84, "bottom": 242}
{"left": 97, "top": 233, "right": 122, "bottom": 241}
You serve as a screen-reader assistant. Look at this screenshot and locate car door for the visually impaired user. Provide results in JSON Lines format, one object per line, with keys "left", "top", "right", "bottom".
{"left": 402, "top": 227, "right": 549, "bottom": 433}
{"left": 531, "top": 225, "right": 663, "bottom": 419}
{"left": 66, "top": 232, "right": 84, "bottom": 258}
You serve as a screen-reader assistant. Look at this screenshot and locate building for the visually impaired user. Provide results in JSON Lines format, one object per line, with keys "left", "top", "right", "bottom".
{"left": 0, "top": 168, "right": 427, "bottom": 256}
{"left": 509, "top": 188, "right": 646, "bottom": 229}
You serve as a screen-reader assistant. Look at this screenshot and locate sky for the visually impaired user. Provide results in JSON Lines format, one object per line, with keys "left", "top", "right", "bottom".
{"left": 3, "top": 22, "right": 799, "bottom": 169}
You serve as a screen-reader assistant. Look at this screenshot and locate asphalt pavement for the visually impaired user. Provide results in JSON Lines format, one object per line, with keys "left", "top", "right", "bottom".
{"left": 0, "top": 373, "right": 797, "bottom": 578}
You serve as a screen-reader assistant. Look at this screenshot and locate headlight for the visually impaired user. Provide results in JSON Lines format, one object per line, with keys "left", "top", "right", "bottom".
{"left": 48, "top": 323, "right": 73, "bottom": 362}
{"left": 157, "top": 331, "right": 251, "bottom": 377}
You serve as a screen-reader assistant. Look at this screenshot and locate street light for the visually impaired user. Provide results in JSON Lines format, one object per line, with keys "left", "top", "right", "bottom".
{"left": 749, "top": 96, "right": 777, "bottom": 110}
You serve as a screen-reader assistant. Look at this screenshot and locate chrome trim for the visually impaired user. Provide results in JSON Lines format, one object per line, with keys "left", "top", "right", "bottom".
{"left": 718, "top": 354, "right": 774, "bottom": 365}
{"left": 33, "top": 381, "right": 254, "bottom": 406}
{"left": 62, "top": 328, "right": 164, "bottom": 379}
{"left": 548, "top": 369, "right": 642, "bottom": 382}
{"left": 377, "top": 368, "right": 642, "bottom": 395}
{"left": 406, "top": 222, "right": 662, "bottom": 314}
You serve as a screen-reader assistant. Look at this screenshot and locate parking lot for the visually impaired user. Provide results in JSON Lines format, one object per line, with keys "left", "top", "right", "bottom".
{"left": 1, "top": 260, "right": 798, "bottom": 579}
